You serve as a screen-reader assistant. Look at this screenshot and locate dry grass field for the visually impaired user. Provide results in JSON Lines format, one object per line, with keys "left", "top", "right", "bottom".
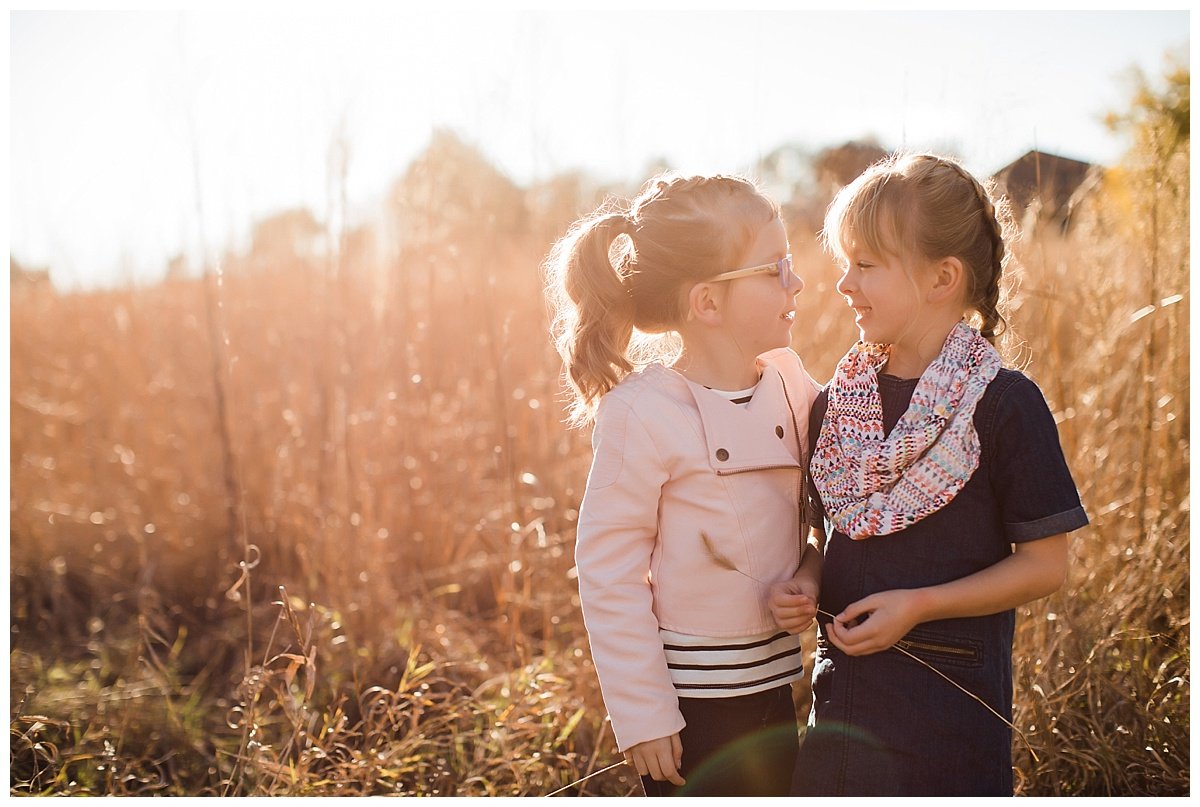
{"left": 10, "top": 70, "right": 1189, "bottom": 796}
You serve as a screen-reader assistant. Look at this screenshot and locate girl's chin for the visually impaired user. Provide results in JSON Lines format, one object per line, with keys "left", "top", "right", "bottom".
{"left": 762, "top": 336, "right": 793, "bottom": 355}
{"left": 858, "top": 330, "right": 891, "bottom": 346}
{"left": 856, "top": 323, "right": 888, "bottom": 341}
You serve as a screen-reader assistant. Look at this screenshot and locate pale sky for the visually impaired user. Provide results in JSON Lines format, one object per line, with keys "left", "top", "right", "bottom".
{"left": 9, "top": 8, "right": 1191, "bottom": 289}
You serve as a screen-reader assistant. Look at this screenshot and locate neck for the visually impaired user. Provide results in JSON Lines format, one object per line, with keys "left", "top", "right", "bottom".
{"left": 673, "top": 335, "right": 761, "bottom": 391}
{"left": 883, "top": 312, "right": 965, "bottom": 379}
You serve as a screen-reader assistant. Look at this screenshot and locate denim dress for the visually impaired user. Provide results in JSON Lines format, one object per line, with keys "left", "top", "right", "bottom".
{"left": 793, "top": 369, "right": 1089, "bottom": 796}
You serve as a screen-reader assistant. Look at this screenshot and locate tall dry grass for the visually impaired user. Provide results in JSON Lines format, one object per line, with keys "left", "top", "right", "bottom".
{"left": 10, "top": 80, "right": 1189, "bottom": 794}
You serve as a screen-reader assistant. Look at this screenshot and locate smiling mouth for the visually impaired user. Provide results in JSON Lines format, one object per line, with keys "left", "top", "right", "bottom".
{"left": 782, "top": 310, "right": 795, "bottom": 322}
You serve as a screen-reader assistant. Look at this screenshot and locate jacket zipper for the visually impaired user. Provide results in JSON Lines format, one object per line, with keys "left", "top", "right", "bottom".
{"left": 715, "top": 463, "right": 801, "bottom": 476}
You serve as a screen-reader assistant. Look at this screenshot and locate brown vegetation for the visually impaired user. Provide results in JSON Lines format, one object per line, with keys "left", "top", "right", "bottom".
{"left": 10, "top": 69, "right": 1189, "bottom": 795}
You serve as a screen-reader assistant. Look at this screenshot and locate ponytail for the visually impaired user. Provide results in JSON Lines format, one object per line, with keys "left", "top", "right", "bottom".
{"left": 544, "top": 211, "right": 637, "bottom": 425}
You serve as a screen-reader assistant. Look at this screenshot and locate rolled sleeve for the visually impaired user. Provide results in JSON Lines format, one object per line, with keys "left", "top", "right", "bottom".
{"left": 1006, "top": 505, "right": 1090, "bottom": 543}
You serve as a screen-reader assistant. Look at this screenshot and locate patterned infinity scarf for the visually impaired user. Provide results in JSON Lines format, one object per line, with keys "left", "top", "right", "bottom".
{"left": 811, "top": 320, "right": 1001, "bottom": 539}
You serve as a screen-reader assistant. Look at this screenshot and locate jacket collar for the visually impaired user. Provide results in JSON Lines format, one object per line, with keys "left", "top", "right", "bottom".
{"left": 679, "top": 361, "right": 804, "bottom": 474}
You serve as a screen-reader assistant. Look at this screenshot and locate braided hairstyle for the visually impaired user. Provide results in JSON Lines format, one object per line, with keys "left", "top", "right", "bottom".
{"left": 543, "top": 172, "right": 779, "bottom": 425}
{"left": 822, "top": 152, "right": 1015, "bottom": 347}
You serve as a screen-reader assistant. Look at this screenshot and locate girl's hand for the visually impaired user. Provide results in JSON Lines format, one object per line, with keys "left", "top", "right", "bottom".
{"left": 826, "top": 589, "right": 927, "bottom": 656}
{"left": 769, "top": 578, "right": 819, "bottom": 634}
{"left": 624, "top": 733, "right": 685, "bottom": 786}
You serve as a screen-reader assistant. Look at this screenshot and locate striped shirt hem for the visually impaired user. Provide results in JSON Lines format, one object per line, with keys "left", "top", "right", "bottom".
{"left": 673, "top": 665, "right": 804, "bottom": 692}
{"left": 660, "top": 628, "right": 804, "bottom": 698}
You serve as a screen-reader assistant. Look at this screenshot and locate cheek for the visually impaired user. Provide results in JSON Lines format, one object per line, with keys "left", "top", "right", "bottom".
{"left": 859, "top": 275, "right": 882, "bottom": 300}
{"left": 874, "top": 274, "right": 915, "bottom": 305}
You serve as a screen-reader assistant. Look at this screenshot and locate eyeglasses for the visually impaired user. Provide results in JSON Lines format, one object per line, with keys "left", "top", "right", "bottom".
{"left": 710, "top": 254, "right": 795, "bottom": 288}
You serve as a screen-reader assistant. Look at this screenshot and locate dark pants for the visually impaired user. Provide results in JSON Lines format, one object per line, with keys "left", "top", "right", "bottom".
{"left": 640, "top": 684, "right": 798, "bottom": 797}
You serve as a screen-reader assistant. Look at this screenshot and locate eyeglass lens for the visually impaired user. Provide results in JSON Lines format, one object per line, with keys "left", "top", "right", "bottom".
{"left": 778, "top": 256, "right": 793, "bottom": 287}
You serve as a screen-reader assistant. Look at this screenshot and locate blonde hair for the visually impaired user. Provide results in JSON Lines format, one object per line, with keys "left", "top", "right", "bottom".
{"left": 543, "top": 172, "right": 779, "bottom": 425}
{"left": 822, "top": 152, "right": 1015, "bottom": 346}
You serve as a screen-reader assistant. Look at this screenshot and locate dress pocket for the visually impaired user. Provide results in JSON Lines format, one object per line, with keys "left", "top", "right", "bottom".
{"left": 893, "top": 629, "right": 984, "bottom": 670}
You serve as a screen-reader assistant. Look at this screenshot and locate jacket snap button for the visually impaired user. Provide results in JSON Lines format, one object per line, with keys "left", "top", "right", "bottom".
{"left": 775, "top": 425, "right": 785, "bottom": 438}
{"left": 715, "top": 448, "right": 729, "bottom": 461}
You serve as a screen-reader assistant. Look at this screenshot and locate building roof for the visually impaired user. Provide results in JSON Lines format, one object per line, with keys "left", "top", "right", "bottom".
{"left": 993, "top": 150, "right": 1095, "bottom": 216}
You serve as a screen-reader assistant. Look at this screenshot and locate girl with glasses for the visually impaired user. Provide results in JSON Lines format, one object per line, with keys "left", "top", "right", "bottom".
{"left": 772, "top": 153, "right": 1088, "bottom": 795}
{"left": 543, "top": 173, "right": 821, "bottom": 796}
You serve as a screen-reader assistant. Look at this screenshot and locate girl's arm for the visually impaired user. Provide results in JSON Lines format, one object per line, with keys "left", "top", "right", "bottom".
{"left": 769, "top": 527, "right": 825, "bottom": 634}
{"left": 827, "top": 533, "right": 1068, "bottom": 656}
{"left": 575, "top": 396, "right": 687, "bottom": 754}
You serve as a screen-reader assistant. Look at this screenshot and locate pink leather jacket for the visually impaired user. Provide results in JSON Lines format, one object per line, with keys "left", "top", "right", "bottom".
{"left": 575, "top": 348, "right": 821, "bottom": 751}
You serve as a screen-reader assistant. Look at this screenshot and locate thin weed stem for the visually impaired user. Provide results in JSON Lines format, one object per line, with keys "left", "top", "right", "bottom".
{"left": 544, "top": 760, "right": 627, "bottom": 797}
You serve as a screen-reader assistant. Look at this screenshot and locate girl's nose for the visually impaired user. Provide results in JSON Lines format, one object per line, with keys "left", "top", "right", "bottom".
{"left": 835, "top": 267, "right": 855, "bottom": 296}
{"left": 787, "top": 270, "right": 804, "bottom": 296}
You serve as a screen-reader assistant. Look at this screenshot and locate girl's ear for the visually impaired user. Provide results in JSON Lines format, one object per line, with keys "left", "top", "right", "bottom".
{"left": 686, "top": 282, "right": 724, "bottom": 325}
{"left": 927, "top": 256, "right": 965, "bottom": 304}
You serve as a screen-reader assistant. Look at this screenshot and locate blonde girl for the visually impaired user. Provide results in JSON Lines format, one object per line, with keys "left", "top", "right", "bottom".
{"left": 773, "top": 153, "right": 1088, "bottom": 795}
{"left": 544, "top": 174, "right": 822, "bottom": 796}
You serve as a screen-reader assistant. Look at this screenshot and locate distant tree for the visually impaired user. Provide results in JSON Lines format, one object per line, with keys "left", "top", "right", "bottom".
{"left": 525, "top": 169, "right": 610, "bottom": 250}
{"left": 386, "top": 128, "right": 528, "bottom": 258}
{"left": 639, "top": 155, "right": 673, "bottom": 182}
{"left": 248, "top": 207, "right": 327, "bottom": 271}
{"left": 755, "top": 142, "right": 818, "bottom": 208}
{"left": 10, "top": 255, "right": 53, "bottom": 296}
{"left": 164, "top": 253, "right": 191, "bottom": 282}
{"left": 1105, "top": 58, "right": 1189, "bottom": 162}
{"left": 812, "top": 139, "right": 890, "bottom": 192}
{"left": 756, "top": 139, "right": 890, "bottom": 235}
{"left": 381, "top": 129, "right": 531, "bottom": 393}
{"left": 1098, "top": 55, "right": 1189, "bottom": 270}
